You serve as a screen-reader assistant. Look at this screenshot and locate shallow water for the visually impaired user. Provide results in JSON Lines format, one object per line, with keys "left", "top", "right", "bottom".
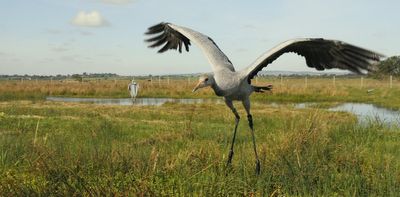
{"left": 329, "top": 103, "right": 400, "bottom": 126}
{"left": 294, "top": 102, "right": 400, "bottom": 126}
{"left": 46, "top": 97, "right": 400, "bottom": 126}
{"left": 46, "top": 97, "right": 223, "bottom": 106}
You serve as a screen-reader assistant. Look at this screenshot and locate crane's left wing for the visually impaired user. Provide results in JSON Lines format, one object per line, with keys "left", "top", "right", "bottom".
{"left": 242, "top": 38, "right": 384, "bottom": 83}
{"left": 145, "top": 22, "right": 235, "bottom": 72}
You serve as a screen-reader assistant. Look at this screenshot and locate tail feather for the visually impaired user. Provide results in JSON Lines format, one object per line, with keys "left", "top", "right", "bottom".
{"left": 253, "top": 84, "right": 273, "bottom": 93}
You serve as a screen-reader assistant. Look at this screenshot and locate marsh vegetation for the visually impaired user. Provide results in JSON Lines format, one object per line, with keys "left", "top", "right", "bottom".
{"left": 0, "top": 77, "right": 399, "bottom": 195}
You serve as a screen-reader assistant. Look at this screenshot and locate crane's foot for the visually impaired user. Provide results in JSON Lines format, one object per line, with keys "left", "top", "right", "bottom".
{"left": 255, "top": 159, "right": 261, "bottom": 175}
{"left": 226, "top": 150, "right": 234, "bottom": 166}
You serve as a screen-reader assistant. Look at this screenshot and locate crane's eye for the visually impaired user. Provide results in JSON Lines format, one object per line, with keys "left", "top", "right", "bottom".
{"left": 204, "top": 78, "right": 209, "bottom": 82}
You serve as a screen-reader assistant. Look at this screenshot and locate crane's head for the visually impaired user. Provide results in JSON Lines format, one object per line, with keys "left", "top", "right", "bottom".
{"left": 192, "top": 75, "right": 214, "bottom": 92}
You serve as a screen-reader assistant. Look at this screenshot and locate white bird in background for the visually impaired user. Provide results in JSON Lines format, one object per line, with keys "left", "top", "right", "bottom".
{"left": 128, "top": 79, "right": 139, "bottom": 101}
{"left": 145, "top": 22, "right": 384, "bottom": 174}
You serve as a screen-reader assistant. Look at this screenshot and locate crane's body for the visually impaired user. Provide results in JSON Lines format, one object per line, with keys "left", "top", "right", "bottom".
{"left": 145, "top": 22, "right": 384, "bottom": 174}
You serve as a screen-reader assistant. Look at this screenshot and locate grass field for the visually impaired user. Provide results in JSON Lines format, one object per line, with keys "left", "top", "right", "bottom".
{"left": 0, "top": 77, "right": 400, "bottom": 195}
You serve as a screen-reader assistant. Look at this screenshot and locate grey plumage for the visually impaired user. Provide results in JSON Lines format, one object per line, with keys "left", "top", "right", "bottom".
{"left": 145, "top": 22, "right": 384, "bottom": 174}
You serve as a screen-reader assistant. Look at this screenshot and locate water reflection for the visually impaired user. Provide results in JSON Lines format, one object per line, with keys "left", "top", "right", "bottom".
{"left": 329, "top": 103, "right": 400, "bottom": 126}
{"left": 294, "top": 102, "right": 400, "bottom": 126}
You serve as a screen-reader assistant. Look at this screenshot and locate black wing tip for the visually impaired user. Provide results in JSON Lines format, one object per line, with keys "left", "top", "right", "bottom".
{"left": 144, "top": 22, "right": 170, "bottom": 35}
{"left": 144, "top": 22, "right": 191, "bottom": 54}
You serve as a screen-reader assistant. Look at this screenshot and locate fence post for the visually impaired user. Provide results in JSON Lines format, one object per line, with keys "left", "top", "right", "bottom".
{"left": 333, "top": 76, "right": 336, "bottom": 87}
{"left": 167, "top": 76, "right": 170, "bottom": 85}
{"left": 390, "top": 75, "right": 393, "bottom": 88}
{"left": 188, "top": 77, "right": 191, "bottom": 85}
{"left": 280, "top": 76, "right": 283, "bottom": 86}
{"left": 305, "top": 76, "right": 308, "bottom": 88}
{"left": 158, "top": 76, "right": 161, "bottom": 86}
{"left": 360, "top": 76, "right": 363, "bottom": 88}
{"left": 255, "top": 76, "right": 258, "bottom": 84}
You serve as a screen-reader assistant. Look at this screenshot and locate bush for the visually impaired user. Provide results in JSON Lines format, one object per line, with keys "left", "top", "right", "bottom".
{"left": 371, "top": 56, "right": 400, "bottom": 78}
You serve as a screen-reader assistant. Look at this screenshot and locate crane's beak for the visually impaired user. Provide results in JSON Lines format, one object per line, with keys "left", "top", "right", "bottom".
{"left": 192, "top": 81, "right": 202, "bottom": 92}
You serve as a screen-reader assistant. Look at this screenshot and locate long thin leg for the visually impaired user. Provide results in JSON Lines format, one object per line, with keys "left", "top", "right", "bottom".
{"left": 243, "top": 99, "right": 261, "bottom": 174}
{"left": 225, "top": 99, "right": 240, "bottom": 166}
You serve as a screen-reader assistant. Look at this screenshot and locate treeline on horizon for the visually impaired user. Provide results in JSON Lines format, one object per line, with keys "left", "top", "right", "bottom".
{"left": 1, "top": 56, "right": 399, "bottom": 80}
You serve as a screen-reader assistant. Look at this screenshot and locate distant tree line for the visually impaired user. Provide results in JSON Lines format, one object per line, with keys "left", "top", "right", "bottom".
{"left": 370, "top": 56, "right": 400, "bottom": 78}
{"left": 0, "top": 73, "right": 118, "bottom": 80}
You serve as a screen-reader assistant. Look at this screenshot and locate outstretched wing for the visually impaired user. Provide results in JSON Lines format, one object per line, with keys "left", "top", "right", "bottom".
{"left": 242, "top": 38, "right": 384, "bottom": 82}
{"left": 145, "top": 22, "right": 235, "bottom": 72}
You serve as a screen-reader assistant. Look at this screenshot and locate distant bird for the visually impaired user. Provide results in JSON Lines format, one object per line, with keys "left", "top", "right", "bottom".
{"left": 128, "top": 79, "right": 139, "bottom": 101}
{"left": 144, "top": 22, "right": 384, "bottom": 174}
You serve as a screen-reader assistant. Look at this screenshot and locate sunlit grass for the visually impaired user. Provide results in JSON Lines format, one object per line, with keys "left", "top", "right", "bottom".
{"left": 0, "top": 101, "right": 399, "bottom": 195}
{"left": 0, "top": 77, "right": 400, "bottom": 195}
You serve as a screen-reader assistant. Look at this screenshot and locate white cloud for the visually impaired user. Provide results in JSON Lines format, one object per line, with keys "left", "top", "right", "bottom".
{"left": 100, "top": 0, "right": 133, "bottom": 4}
{"left": 71, "top": 11, "right": 109, "bottom": 27}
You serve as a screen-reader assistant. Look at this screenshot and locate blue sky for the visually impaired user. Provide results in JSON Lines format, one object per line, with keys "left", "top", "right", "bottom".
{"left": 0, "top": 0, "right": 399, "bottom": 75}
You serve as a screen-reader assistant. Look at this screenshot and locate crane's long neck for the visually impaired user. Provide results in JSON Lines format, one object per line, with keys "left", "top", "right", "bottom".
{"left": 210, "top": 79, "right": 224, "bottom": 97}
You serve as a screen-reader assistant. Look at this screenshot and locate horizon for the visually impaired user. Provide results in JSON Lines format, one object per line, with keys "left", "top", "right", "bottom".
{"left": 0, "top": 70, "right": 352, "bottom": 77}
{"left": 1, "top": 0, "right": 399, "bottom": 75}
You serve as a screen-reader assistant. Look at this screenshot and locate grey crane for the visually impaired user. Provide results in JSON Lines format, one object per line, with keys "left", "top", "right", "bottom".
{"left": 144, "top": 22, "right": 384, "bottom": 174}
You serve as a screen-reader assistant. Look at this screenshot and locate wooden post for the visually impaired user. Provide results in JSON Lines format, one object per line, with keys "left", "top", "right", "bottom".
{"left": 167, "top": 76, "right": 170, "bottom": 85}
{"left": 360, "top": 77, "right": 363, "bottom": 88}
{"left": 305, "top": 76, "right": 308, "bottom": 88}
{"left": 333, "top": 76, "right": 336, "bottom": 87}
{"left": 50, "top": 77, "right": 53, "bottom": 84}
{"left": 188, "top": 77, "right": 191, "bottom": 85}
{"left": 390, "top": 75, "right": 393, "bottom": 88}
{"left": 280, "top": 76, "right": 283, "bottom": 86}
{"left": 158, "top": 76, "right": 161, "bottom": 86}
{"left": 255, "top": 76, "right": 258, "bottom": 84}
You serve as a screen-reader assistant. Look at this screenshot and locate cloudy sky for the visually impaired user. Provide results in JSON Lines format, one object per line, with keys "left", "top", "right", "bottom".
{"left": 0, "top": 0, "right": 399, "bottom": 75}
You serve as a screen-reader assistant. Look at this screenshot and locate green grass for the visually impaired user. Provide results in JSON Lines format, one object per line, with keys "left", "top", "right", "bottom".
{"left": 0, "top": 101, "right": 399, "bottom": 196}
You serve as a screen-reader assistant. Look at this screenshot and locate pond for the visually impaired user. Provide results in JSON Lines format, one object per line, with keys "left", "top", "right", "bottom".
{"left": 46, "top": 97, "right": 400, "bottom": 126}
{"left": 294, "top": 102, "right": 400, "bottom": 126}
{"left": 46, "top": 96, "right": 224, "bottom": 106}
{"left": 329, "top": 103, "right": 400, "bottom": 126}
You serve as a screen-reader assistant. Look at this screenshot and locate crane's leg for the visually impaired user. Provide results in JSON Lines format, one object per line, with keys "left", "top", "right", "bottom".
{"left": 243, "top": 99, "right": 261, "bottom": 174}
{"left": 225, "top": 99, "right": 240, "bottom": 166}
